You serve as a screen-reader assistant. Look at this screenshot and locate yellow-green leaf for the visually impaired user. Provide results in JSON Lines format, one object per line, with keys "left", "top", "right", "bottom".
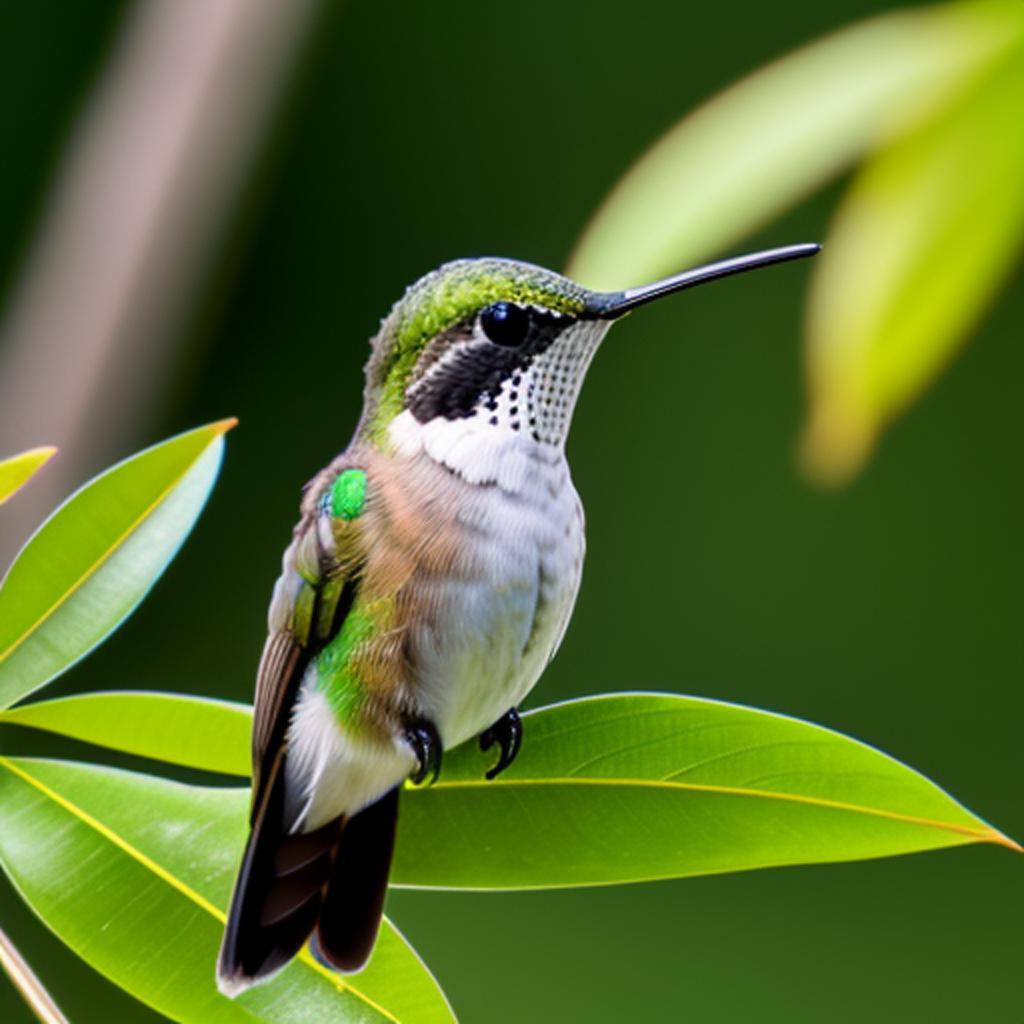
{"left": 12, "top": 692, "right": 1013, "bottom": 894}
{"left": 802, "top": 43, "right": 1024, "bottom": 484}
{"left": 0, "top": 421, "right": 236, "bottom": 709}
{"left": 0, "top": 447, "right": 57, "bottom": 505}
{"left": 0, "top": 692, "right": 252, "bottom": 777}
{"left": 0, "top": 758, "right": 454, "bottom": 1024}
{"left": 393, "top": 693, "right": 1018, "bottom": 889}
{"left": 567, "top": 0, "right": 1023, "bottom": 289}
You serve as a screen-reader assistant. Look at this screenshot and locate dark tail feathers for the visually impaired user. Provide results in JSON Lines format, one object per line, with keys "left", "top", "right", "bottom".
{"left": 216, "top": 768, "right": 400, "bottom": 996}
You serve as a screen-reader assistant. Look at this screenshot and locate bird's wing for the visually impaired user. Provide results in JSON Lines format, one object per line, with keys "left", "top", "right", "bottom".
{"left": 249, "top": 469, "right": 365, "bottom": 820}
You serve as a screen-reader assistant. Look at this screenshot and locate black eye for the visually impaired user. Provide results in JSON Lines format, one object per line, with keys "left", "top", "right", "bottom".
{"left": 480, "top": 302, "right": 530, "bottom": 348}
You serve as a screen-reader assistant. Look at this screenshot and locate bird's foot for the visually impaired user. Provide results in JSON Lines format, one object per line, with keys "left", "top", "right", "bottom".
{"left": 403, "top": 717, "right": 442, "bottom": 785}
{"left": 479, "top": 707, "right": 522, "bottom": 780}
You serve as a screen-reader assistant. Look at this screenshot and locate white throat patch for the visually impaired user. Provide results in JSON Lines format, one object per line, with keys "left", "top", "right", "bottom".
{"left": 389, "top": 319, "right": 610, "bottom": 492}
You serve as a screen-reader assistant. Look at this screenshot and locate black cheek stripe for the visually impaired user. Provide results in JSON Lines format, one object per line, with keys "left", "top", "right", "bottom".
{"left": 406, "top": 312, "right": 569, "bottom": 423}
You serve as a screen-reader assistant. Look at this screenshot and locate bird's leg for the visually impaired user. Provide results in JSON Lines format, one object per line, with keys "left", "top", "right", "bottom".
{"left": 403, "top": 716, "right": 443, "bottom": 785}
{"left": 479, "top": 707, "right": 522, "bottom": 780}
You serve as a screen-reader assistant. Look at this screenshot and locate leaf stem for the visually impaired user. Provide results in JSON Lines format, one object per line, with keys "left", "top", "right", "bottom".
{"left": 0, "top": 926, "right": 69, "bottom": 1024}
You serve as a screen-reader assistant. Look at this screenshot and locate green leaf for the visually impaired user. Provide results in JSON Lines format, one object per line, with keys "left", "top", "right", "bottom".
{"left": 0, "top": 692, "right": 252, "bottom": 777}
{"left": 0, "top": 757, "right": 454, "bottom": 1024}
{"left": 0, "top": 421, "right": 236, "bottom": 710}
{"left": 19, "top": 691, "right": 1012, "bottom": 897}
{"left": 801, "top": 41, "right": 1024, "bottom": 484}
{"left": 0, "top": 447, "right": 57, "bottom": 506}
{"left": 392, "top": 693, "right": 1018, "bottom": 889}
{"left": 567, "top": 0, "right": 1023, "bottom": 289}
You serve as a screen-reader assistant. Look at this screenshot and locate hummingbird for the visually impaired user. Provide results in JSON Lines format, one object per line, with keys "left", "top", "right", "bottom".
{"left": 216, "top": 243, "right": 819, "bottom": 995}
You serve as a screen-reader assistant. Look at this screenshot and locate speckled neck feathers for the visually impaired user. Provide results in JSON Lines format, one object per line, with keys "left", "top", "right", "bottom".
{"left": 386, "top": 318, "right": 610, "bottom": 490}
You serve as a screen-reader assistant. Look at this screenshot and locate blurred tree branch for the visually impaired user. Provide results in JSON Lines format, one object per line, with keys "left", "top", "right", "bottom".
{"left": 0, "top": 926, "right": 68, "bottom": 1024}
{"left": 0, "top": 0, "right": 319, "bottom": 564}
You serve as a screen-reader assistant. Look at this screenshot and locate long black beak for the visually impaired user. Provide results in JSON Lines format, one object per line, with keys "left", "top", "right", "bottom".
{"left": 586, "top": 243, "right": 821, "bottom": 319}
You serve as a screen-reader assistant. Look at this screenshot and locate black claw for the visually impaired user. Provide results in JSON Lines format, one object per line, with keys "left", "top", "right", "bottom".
{"left": 404, "top": 717, "right": 442, "bottom": 785}
{"left": 479, "top": 707, "right": 522, "bottom": 780}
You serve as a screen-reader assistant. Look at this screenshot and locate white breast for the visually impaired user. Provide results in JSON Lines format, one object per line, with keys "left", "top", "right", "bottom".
{"left": 388, "top": 409, "right": 585, "bottom": 748}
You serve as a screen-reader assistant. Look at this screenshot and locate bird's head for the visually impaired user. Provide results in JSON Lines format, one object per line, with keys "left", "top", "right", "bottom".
{"left": 359, "top": 246, "right": 819, "bottom": 455}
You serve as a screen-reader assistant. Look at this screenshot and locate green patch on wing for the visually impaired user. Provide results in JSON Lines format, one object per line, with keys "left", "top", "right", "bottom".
{"left": 331, "top": 469, "right": 368, "bottom": 520}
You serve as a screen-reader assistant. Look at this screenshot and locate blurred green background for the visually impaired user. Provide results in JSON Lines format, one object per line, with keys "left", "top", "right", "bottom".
{"left": 1, "top": 1, "right": 1021, "bottom": 1021}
